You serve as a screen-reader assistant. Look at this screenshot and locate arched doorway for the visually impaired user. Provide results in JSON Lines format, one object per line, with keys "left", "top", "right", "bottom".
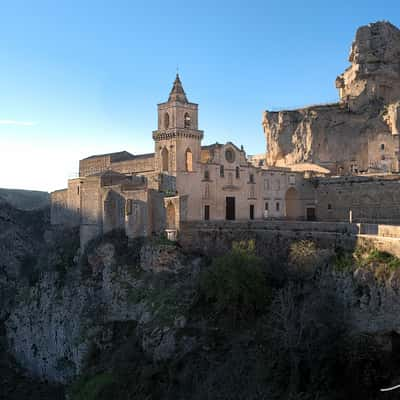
{"left": 161, "top": 147, "right": 169, "bottom": 172}
{"left": 166, "top": 202, "right": 176, "bottom": 229}
{"left": 285, "top": 187, "right": 303, "bottom": 219}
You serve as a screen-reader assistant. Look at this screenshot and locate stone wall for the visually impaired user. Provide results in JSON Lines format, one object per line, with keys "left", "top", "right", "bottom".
{"left": 179, "top": 220, "right": 400, "bottom": 259}
{"left": 79, "top": 155, "right": 111, "bottom": 177}
{"left": 179, "top": 220, "right": 359, "bottom": 260}
{"left": 314, "top": 175, "right": 400, "bottom": 223}
{"left": 50, "top": 189, "right": 79, "bottom": 227}
{"left": 111, "top": 155, "right": 155, "bottom": 175}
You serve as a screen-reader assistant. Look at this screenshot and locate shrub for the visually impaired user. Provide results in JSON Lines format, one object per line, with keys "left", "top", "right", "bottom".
{"left": 333, "top": 250, "right": 355, "bottom": 273}
{"left": 70, "top": 372, "right": 115, "bottom": 400}
{"left": 288, "top": 240, "right": 328, "bottom": 276}
{"left": 199, "top": 240, "right": 270, "bottom": 324}
{"left": 360, "top": 250, "right": 400, "bottom": 282}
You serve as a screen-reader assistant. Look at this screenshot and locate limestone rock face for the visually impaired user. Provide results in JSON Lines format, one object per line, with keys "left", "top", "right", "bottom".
{"left": 336, "top": 21, "right": 400, "bottom": 110}
{"left": 263, "top": 21, "right": 400, "bottom": 174}
{"left": 5, "top": 237, "right": 199, "bottom": 383}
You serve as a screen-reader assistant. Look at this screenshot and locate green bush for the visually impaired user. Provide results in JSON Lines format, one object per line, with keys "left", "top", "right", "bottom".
{"left": 200, "top": 240, "right": 270, "bottom": 324}
{"left": 360, "top": 249, "right": 400, "bottom": 282}
{"left": 70, "top": 372, "right": 115, "bottom": 400}
{"left": 288, "top": 240, "right": 327, "bottom": 276}
{"left": 333, "top": 250, "right": 355, "bottom": 273}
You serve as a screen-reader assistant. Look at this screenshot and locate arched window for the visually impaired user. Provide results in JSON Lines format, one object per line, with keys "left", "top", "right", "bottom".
{"left": 185, "top": 148, "right": 193, "bottom": 172}
{"left": 220, "top": 165, "right": 224, "bottom": 177}
{"left": 184, "top": 112, "right": 191, "bottom": 128}
{"left": 235, "top": 166, "right": 240, "bottom": 179}
{"left": 161, "top": 147, "right": 169, "bottom": 172}
{"left": 249, "top": 173, "right": 254, "bottom": 183}
{"left": 204, "top": 183, "right": 210, "bottom": 199}
{"left": 164, "top": 112, "right": 170, "bottom": 129}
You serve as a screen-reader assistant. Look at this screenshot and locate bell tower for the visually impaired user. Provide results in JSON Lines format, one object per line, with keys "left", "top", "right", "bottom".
{"left": 153, "top": 74, "right": 203, "bottom": 175}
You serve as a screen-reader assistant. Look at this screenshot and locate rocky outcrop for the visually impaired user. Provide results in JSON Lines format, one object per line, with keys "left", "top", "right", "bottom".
{"left": 336, "top": 21, "right": 400, "bottom": 111}
{"left": 0, "top": 199, "right": 48, "bottom": 320}
{"left": 5, "top": 234, "right": 200, "bottom": 383}
{"left": 263, "top": 21, "right": 400, "bottom": 175}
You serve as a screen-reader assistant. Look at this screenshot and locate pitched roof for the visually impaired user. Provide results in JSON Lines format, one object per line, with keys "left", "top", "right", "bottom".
{"left": 168, "top": 74, "right": 188, "bottom": 103}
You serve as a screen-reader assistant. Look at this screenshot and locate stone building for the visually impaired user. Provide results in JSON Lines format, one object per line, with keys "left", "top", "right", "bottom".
{"left": 51, "top": 74, "right": 315, "bottom": 247}
{"left": 313, "top": 175, "right": 400, "bottom": 224}
{"left": 51, "top": 21, "right": 400, "bottom": 243}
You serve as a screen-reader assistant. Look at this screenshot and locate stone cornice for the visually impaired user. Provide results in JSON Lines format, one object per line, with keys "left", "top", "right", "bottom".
{"left": 152, "top": 129, "right": 204, "bottom": 141}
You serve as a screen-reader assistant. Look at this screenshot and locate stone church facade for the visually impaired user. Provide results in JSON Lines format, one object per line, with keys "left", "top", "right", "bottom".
{"left": 51, "top": 75, "right": 315, "bottom": 247}
{"left": 51, "top": 21, "right": 400, "bottom": 249}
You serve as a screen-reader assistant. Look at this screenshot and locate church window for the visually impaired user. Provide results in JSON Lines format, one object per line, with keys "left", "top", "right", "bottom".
{"left": 225, "top": 148, "right": 235, "bottom": 163}
{"left": 328, "top": 203, "right": 332, "bottom": 210}
{"left": 220, "top": 165, "right": 224, "bottom": 177}
{"left": 185, "top": 148, "right": 193, "bottom": 172}
{"left": 265, "top": 202, "right": 269, "bottom": 210}
{"left": 204, "top": 170, "right": 210, "bottom": 180}
{"left": 236, "top": 166, "right": 240, "bottom": 179}
{"left": 161, "top": 147, "right": 169, "bottom": 172}
{"left": 126, "top": 199, "right": 133, "bottom": 215}
{"left": 249, "top": 204, "right": 254, "bottom": 220}
{"left": 184, "top": 112, "right": 191, "bottom": 128}
{"left": 164, "top": 112, "right": 170, "bottom": 129}
{"left": 249, "top": 185, "right": 255, "bottom": 198}
{"left": 249, "top": 173, "right": 254, "bottom": 183}
{"left": 204, "top": 205, "right": 210, "bottom": 220}
{"left": 228, "top": 172, "right": 233, "bottom": 185}
{"left": 381, "top": 143, "right": 385, "bottom": 150}
{"left": 204, "top": 184, "right": 210, "bottom": 199}
{"left": 276, "top": 202, "right": 280, "bottom": 212}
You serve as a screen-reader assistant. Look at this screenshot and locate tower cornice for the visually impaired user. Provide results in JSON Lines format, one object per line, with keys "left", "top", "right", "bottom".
{"left": 152, "top": 128, "right": 204, "bottom": 141}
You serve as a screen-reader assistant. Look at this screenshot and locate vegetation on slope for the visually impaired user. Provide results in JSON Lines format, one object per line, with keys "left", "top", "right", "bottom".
{"left": 3, "top": 197, "right": 400, "bottom": 400}
{"left": 66, "top": 238, "right": 400, "bottom": 400}
{"left": 0, "top": 188, "right": 50, "bottom": 210}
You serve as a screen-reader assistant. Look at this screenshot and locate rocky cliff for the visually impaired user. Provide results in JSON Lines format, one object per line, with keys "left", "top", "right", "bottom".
{"left": 263, "top": 21, "right": 400, "bottom": 175}
{"left": 4, "top": 199, "right": 400, "bottom": 398}
{"left": 5, "top": 230, "right": 201, "bottom": 384}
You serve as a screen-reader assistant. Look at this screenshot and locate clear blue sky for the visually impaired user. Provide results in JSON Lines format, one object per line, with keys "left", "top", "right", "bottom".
{"left": 0, "top": 0, "right": 399, "bottom": 191}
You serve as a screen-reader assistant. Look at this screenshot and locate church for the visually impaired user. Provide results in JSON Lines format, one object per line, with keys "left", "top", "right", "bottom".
{"left": 51, "top": 74, "right": 315, "bottom": 247}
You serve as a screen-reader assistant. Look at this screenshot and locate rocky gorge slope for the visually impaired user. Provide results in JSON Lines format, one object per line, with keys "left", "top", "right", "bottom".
{"left": 263, "top": 21, "right": 400, "bottom": 175}
{"left": 4, "top": 199, "right": 400, "bottom": 398}
{"left": 0, "top": 188, "right": 50, "bottom": 211}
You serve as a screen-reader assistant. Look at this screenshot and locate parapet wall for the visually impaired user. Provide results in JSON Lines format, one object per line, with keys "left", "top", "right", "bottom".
{"left": 179, "top": 220, "right": 400, "bottom": 259}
